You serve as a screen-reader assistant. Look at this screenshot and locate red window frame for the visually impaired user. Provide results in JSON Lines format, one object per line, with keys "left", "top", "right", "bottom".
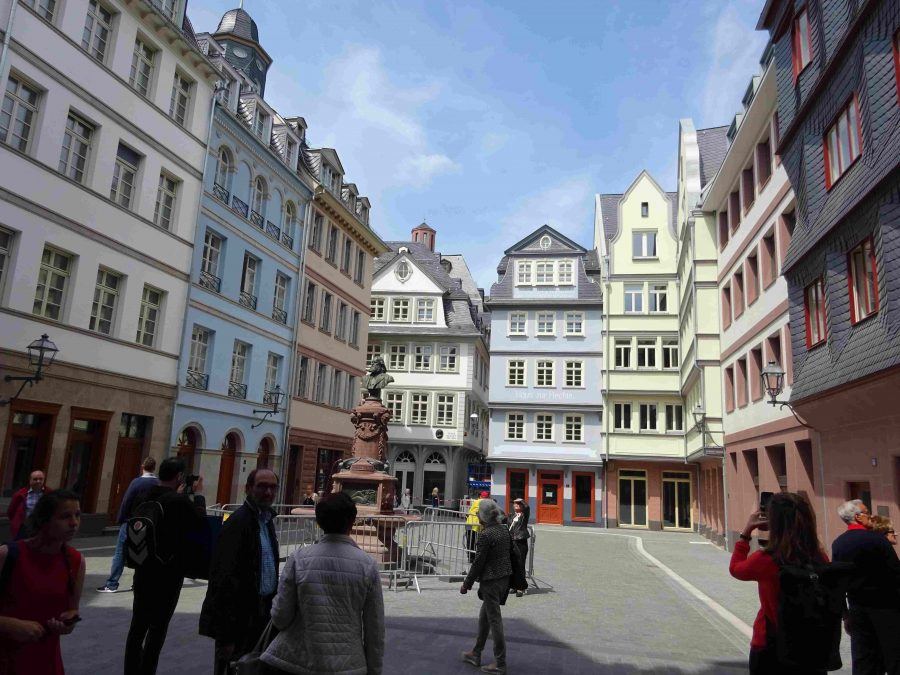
{"left": 792, "top": 8, "right": 812, "bottom": 80}
{"left": 847, "top": 236, "right": 879, "bottom": 324}
{"left": 571, "top": 471, "right": 595, "bottom": 522}
{"left": 804, "top": 278, "right": 827, "bottom": 349}
{"left": 823, "top": 95, "right": 863, "bottom": 190}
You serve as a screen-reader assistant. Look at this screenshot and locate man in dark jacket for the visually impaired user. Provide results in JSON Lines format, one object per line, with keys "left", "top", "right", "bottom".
{"left": 200, "top": 468, "right": 280, "bottom": 674}
{"left": 6, "top": 470, "right": 48, "bottom": 539}
{"left": 832, "top": 499, "right": 900, "bottom": 675}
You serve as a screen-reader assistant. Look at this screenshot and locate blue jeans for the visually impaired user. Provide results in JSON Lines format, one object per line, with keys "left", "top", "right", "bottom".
{"left": 105, "top": 523, "right": 128, "bottom": 589}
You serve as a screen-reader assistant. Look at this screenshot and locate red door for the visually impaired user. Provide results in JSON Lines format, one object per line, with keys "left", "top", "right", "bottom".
{"left": 537, "top": 471, "right": 563, "bottom": 525}
{"left": 217, "top": 434, "right": 237, "bottom": 504}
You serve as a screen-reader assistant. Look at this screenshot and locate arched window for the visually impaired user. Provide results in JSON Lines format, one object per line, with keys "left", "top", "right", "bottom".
{"left": 284, "top": 201, "right": 297, "bottom": 236}
{"left": 395, "top": 450, "right": 416, "bottom": 464}
{"left": 215, "top": 148, "right": 232, "bottom": 190}
{"left": 257, "top": 437, "right": 273, "bottom": 470}
{"left": 425, "top": 452, "right": 445, "bottom": 466}
{"left": 176, "top": 426, "right": 200, "bottom": 473}
{"left": 251, "top": 176, "right": 267, "bottom": 217}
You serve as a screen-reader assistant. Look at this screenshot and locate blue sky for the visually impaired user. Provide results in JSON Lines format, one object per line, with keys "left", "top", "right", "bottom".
{"left": 188, "top": 0, "right": 768, "bottom": 288}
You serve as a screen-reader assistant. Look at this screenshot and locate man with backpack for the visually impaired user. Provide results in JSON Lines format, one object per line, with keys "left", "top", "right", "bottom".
{"left": 832, "top": 500, "right": 900, "bottom": 675}
{"left": 123, "top": 457, "right": 206, "bottom": 675}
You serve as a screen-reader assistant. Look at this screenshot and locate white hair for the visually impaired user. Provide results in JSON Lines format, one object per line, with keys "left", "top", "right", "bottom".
{"left": 837, "top": 499, "right": 865, "bottom": 524}
{"left": 478, "top": 498, "right": 503, "bottom": 526}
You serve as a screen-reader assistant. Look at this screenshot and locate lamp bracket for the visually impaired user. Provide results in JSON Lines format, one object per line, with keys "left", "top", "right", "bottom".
{"left": 767, "top": 399, "right": 813, "bottom": 429}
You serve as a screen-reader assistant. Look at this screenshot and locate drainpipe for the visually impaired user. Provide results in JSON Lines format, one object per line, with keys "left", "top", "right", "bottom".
{"left": 602, "top": 254, "right": 611, "bottom": 528}
{"left": 815, "top": 429, "right": 828, "bottom": 545}
{"left": 0, "top": 1, "right": 18, "bottom": 87}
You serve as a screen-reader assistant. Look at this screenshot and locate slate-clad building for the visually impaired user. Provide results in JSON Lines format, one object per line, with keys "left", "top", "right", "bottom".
{"left": 757, "top": 0, "right": 900, "bottom": 540}
{"left": 486, "top": 226, "right": 604, "bottom": 525}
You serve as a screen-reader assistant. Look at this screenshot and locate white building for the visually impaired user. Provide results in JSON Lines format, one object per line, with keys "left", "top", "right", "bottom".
{"left": 0, "top": 0, "right": 217, "bottom": 530}
{"left": 367, "top": 224, "right": 490, "bottom": 506}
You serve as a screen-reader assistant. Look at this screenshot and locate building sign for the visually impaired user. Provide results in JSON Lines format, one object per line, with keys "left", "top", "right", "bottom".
{"left": 434, "top": 428, "right": 458, "bottom": 441}
{"left": 702, "top": 447, "right": 725, "bottom": 458}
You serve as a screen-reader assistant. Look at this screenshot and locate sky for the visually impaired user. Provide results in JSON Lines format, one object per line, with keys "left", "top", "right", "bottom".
{"left": 187, "top": 0, "right": 769, "bottom": 288}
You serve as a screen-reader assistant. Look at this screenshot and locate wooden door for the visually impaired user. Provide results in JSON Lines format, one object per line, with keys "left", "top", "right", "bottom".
{"left": 507, "top": 468, "right": 528, "bottom": 515}
{"left": 537, "top": 471, "right": 563, "bottom": 525}
{"left": 108, "top": 438, "right": 142, "bottom": 521}
{"left": 63, "top": 412, "right": 110, "bottom": 513}
{"left": 217, "top": 442, "right": 236, "bottom": 505}
{"left": 283, "top": 445, "right": 300, "bottom": 504}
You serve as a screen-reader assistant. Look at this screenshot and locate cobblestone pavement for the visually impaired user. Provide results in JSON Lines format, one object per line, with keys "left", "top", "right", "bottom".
{"left": 61, "top": 527, "right": 852, "bottom": 674}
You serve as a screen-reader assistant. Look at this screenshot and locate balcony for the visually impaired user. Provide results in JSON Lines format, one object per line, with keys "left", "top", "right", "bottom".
{"left": 281, "top": 232, "right": 294, "bottom": 249}
{"left": 198, "top": 270, "right": 221, "bottom": 293}
{"left": 228, "top": 381, "right": 248, "bottom": 399}
{"left": 266, "top": 220, "right": 281, "bottom": 240}
{"left": 212, "top": 183, "right": 230, "bottom": 205}
{"left": 239, "top": 290, "right": 258, "bottom": 310}
{"left": 231, "top": 195, "right": 249, "bottom": 219}
{"left": 185, "top": 369, "right": 209, "bottom": 391}
{"left": 272, "top": 306, "right": 288, "bottom": 324}
{"left": 250, "top": 210, "right": 264, "bottom": 228}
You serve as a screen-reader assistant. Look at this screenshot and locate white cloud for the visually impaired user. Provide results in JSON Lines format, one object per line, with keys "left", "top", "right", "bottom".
{"left": 397, "top": 153, "right": 460, "bottom": 187}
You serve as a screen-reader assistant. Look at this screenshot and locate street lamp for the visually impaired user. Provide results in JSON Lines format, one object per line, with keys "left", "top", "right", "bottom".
{"left": 692, "top": 402, "right": 706, "bottom": 431}
{"left": 469, "top": 412, "right": 480, "bottom": 436}
{"left": 760, "top": 360, "right": 812, "bottom": 428}
{"left": 252, "top": 384, "right": 285, "bottom": 429}
{"left": 1, "top": 334, "right": 59, "bottom": 406}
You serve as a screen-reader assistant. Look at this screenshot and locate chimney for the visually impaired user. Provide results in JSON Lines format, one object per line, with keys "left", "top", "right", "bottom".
{"left": 411, "top": 221, "right": 436, "bottom": 252}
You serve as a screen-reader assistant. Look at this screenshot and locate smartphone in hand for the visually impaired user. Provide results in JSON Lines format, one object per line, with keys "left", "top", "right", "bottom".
{"left": 759, "top": 491, "right": 774, "bottom": 532}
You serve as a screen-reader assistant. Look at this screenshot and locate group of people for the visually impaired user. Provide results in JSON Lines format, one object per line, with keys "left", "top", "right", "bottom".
{"left": 731, "top": 494, "right": 900, "bottom": 674}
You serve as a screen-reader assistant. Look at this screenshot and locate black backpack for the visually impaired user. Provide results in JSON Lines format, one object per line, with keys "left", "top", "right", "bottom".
{"left": 126, "top": 500, "right": 172, "bottom": 568}
{"left": 775, "top": 561, "right": 854, "bottom": 671}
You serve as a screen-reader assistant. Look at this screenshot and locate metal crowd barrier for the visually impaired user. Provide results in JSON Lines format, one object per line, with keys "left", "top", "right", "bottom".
{"left": 422, "top": 506, "right": 468, "bottom": 523}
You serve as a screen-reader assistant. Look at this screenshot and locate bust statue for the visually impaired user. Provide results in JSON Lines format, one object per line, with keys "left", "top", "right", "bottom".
{"left": 361, "top": 356, "right": 394, "bottom": 400}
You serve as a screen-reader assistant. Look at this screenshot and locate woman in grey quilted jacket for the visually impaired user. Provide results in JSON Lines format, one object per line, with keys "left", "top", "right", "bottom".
{"left": 260, "top": 493, "right": 384, "bottom": 675}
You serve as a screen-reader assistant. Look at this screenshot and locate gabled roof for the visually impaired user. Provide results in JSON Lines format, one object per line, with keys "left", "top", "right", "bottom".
{"left": 596, "top": 190, "right": 678, "bottom": 243}
{"left": 696, "top": 125, "right": 730, "bottom": 188}
{"left": 310, "top": 147, "right": 345, "bottom": 176}
{"left": 373, "top": 241, "right": 470, "bottom": 301}
{"left": 503, "top": 224, "right": 586, "bottom": 256}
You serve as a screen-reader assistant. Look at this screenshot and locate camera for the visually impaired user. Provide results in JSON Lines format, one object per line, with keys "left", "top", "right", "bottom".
{"left": 758, "top": 491, "right": 774, "bottom": 533}
{"left": 184, "top": 474, "right": 200, "bottom": 494}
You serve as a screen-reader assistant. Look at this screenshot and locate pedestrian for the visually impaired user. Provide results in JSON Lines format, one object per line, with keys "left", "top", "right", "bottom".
{"left": 460, "top": 498, "right": 512, "bottom": 674}
{"left": 0, "top": 489, "right": 85, "bottom": 675}
{"left": 465, "top": 491, "right": 489, "bottom": 564}
{"left": 400, "top": 488, "right": 411, "bottom": 511}
{"left": 729, "top": 492, "right": 834, "bottom": 674}
{"left": 124, "top": 457, "right": 206, "bottom": 675}
{"left": 5, "top": 470, "right": 48, "bottom": 540}
{"left": 301, "top": 493, "right": 314, "bottom": 506}
{"left": 260, "top": 492, "right": 384, "bottom": 675}
{"left": 868, "top": 515, "right": 897, "bottom": 547}
{"left": 200, "top": 468, "right": 280, "bottom": 674}
{"left": 508, "top": 498, "right": 530, "bottom": 598}
{"left": 431, "top": 486, "right": 440, "bottom": 508}
{"left": 97, "top": 457, "right": 158, "bottom": 593}
{"left": 832, "top": 500, "right": 900, "bottom": 675}
{"left": 311, "top": 491, "right": 320, "bottom": 505}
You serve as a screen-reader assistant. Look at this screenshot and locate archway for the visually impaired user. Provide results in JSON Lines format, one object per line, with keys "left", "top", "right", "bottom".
{"left": 217, "top": 432, "right": 239, "bottom": 504}
{"left": 423, "top": 451, "right": 447, "bottom": 506}
{"left": 257, "top": 437, "right": 273, "bottom": 470}
{"left": 176, "top": 426, "right": 200, "bottom": 474}
{"left": 393, "top": 449, "right": 416, "bottom": 501}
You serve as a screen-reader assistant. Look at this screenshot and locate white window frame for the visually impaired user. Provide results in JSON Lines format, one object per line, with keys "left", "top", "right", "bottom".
{"left": 82, "top": 0, "right": 113, "bottom": 63}
{"left": 637, "top": 339, "right": 656, "bottom": 369}
{"left": 438, "top": 345, "right": 458, "bottom": 373}
{"left": 516, "top": 260, "right": 532, "bottom": 285}
{"left": 370, "top": 296, "right": 386, "bottom": 321}
{"left": 136, "top": 285, "right": 162, "bottom": 347}
{"left": 188, "top": 325, "right": 210, "bottom": 374}
{"left": 535, "top": 261, "right": 555, "bottom": 285}
{"left": 564, "top": 414, "right": 583, "bottom": 442}
{"left": 639, "top": 403, "right": 658, "bottom": 432}
{"left": 0, "top": 228, "right": 12, "bottom": 294}
{"left": 201, "top": 230, "right": 222, "bottom": 276}
{"left": 614, "top": 402, "right": 632, "bottom": 431}
{"left": 662, "top": 340, "right": 679, "bottom": 370}
{"left": 416, "top": 298, "right": 435, "bottom": 323}
{"left": 507, "top": 359, "right": 525, "bottom": 387}
{"left": 391, "top": 298, "right": 410, "bottom": 323}
{"left": 536, "top": 360, "right": 554, "bottom": 387}
{"left": 614, "top": 338, "right": 631, "bottom": 369}
{"left": 58, "top": 113, "right": 93, "bottom": 184}
{"left": 33, "top": 246, "right": 71, "bottom": 321}
{"left": 169, "top": 70, "right": 192, "bottom": 127}
{"left": 665, "top": 404, "right": 684, "bottom": 432}
{"left": 385, "top": 391, "right": 405, "bottom": 424}
{"left": 536, "top": 312, "right": 555, "bottom": 336}
{"left": 436, "top": 393, "right": 455, "bottom": 427}
{"left": 366, "top": 343, "right": 382, "bottom": 367}
{"left": 129, "top": 37, "right": 155, "bottom": 96}
{"left": 110, "top": 144, "right": 139, "bottom": 209}
{"left": 319, "top": 292, "right": 332, "bottom": 332}
{"left": 557, "top": 260, "right": 574, "bottom": 285}
{"left": 265, "top": 353, "right": 281, "bottom": 394}
{"left": 564, "top": 360, "right": 583, "bottom": 388}
{"left": 1, "top": 75, "right": 40, "bottom": 153}
{"left": 388, "top": 344, "right": 407, "bottom": 371}
{"left": 505, "top": 412, "right": 525, "bottom": 440}
{"left": 624, "top": 284, "right": 643, "bottom": 313}
{"left": 154, "top": 172, "right": 177, "bottom": 230}
{"left": 274, "top": 273, "right": 289, "bottom": 314}
{"left": 410, "top": 393, "right": 430, "bottom": 425}
{"left": 564, "top": 311, "right": 584, "bottom": 336}
{"left": 535, "top": 414, "right": 554, "bottom": 442}
{"left": 89, "top": 268, "right": 120, "bottom": 335}
{"left": 632, "top": 231, "right": 658, "bottom": 259}
{"left": 649, "top": 283, "right": 668, "bottom": 313}
{"left": 413, "top": 344, "right": 433, "bottom": 372}
{"left": 508, "top": 311, "right": 526, "bottom": 336}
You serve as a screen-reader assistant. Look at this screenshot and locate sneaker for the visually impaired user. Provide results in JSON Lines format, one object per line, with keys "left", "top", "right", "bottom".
{"left": 462, "top": 651, "right": 481, "bottom": 667}
{"left": 516, "top": 590, "right": 524, "bottom": 597}
{"left": 480, "top": 665, "right": 506, "bottom": 674}
{"left": 96, "top": 585, "right": 119, "bottom": 593}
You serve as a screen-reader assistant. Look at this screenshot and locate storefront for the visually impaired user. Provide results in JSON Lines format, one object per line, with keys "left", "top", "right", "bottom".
{"left": 491, "top": 462, "right": 603, "bottom": 526}
{"left": 605, "top": 460, "right": 699, "bottom": 531}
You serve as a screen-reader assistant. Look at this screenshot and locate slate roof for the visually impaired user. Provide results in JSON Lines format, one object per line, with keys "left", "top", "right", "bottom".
{"left": 696, "top": 125, "right": 730, "bottom": 188}
{"left": 597, "top": 192, "right": 678, "bottom": 243}
{"left": 215, "top": 8, "right": 259, "bottom": 43}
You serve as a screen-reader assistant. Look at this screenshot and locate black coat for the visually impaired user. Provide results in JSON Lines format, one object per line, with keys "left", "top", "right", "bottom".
{"left": 199, "top": 499, "right": 280, "bottom": 642}
{"left": 508, "top": 505, "right": 530, "bottom": 541}
{"left": 832, "top": 528, "right": 900, "bottom": 609}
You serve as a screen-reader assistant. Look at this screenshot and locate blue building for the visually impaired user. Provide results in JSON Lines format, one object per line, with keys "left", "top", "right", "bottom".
{"left": 170, "top": 9, "right": 313, "bottom": 504}
{"left": 485, "top": 226, "right": 605, "bottom": 525}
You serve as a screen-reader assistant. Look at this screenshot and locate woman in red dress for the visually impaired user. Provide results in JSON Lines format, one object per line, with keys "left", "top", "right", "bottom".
{"left": 0, "top": 489, "right": 85, "bottom": 675}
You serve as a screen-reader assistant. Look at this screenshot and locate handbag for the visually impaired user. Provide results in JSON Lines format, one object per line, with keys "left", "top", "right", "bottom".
{"left": 232, "top": 620, "right": 276, "bottom": 675}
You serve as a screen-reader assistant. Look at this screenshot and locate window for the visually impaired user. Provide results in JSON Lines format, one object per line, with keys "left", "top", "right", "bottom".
{"left": 662, "top": 340, "right": 678, "bottom": 369}
{"left": 349, "top": 311, "right": 360, "bottom": 347}
{"left": 385, "top": 392, "right": 404, "bottom": 423}
{"left": 564, "top": 361, "right": 583, "bottom": 388}
{"left": 804, "top": 278, "right": 826, "bottom": 348}
{"left": 23, "top": 0, "right": 55, "bottom": 22}
{"left": 388, "top": 345, "right": 407, "bottom": 371}
{"left": 536, "top": 360, "right": 554, "bottom": 387}
{"left": 724, "top": 365, "right": 735, "bottom": 413}
{"left": 649, "top": 283, "right": 667, "bottom": 312}
{"left": 297, "top": 357, "right": 310, "bottom": 397}
{"left": 825, "top": 97, "right": 862, "bottom": 188}
{"left": 766, "top": 332, "right": 783, "bottom": 373}
{"left": 330, "top": 370, "right": 343, "bottom": 407}
{"left": 565, "top": 415, "right": 583, "bottom": 442}
{"left": 557, "top": 260, "right": 573, "bottom": 285}
{"left": 665, "top": 404, "right": 683, "bottom": 432}
{"left": 309, "top": 212, "right": 324, "bottom": 251}
{"left": 0, "top": 229, "right": 11, "bottom": 292}
{"left": 89, "top": 268, "right": 120, "bottom": 334}
{"left": 109, "top": 144, "right": 140, "bottom": 208}
{"left": 314, "top": 363, "right": 328, "bottom": 403}
{"left": 436, "top": 394, "right": 455, "bottom": 427}
{"left": 746, "top": 252, "right": 760, "bottom": 304}
{"left": 438, "top": 345, "right": 458, "bottom": 372}
{"left": 508, "top": 311, "right": 526, "bottom": 335}
{"left": 516, "top": 261, "right": 532, "bottom": 285}
{"left": 849, "top": 237, "right": 878, "bottom": 323}
{"left": 136, "top": 285, "right": 162, "bottom": 346}
{"left": 742, "top": 165, "right": 755, "bottom": 213}
{"left": 367, "top": 343, "right": 382, "bottom": 367}
{"left": 413, "top": 344, "right": 433, "bottom": 371}
{"left": 153, "top": 0, "right": 178, "bottom": 20}
{"left": 3, "top": 74, "right": 41, "bottom": 154}
{"left": 129, "top": 38, "right": 155, "bottom": 96}
{"left": 33, "top": 246, "right": 71, "bottom": 320}
{"left": 273, "top": 273, "right": 289, "bottom": 321}
{"left": 410, "top": 393, "right": 429, "bottom": 425}
{"left": 82, "top": 1, "right": 112, "bottom": 62}
{"left": 536, "top": 414, "right": 554, "bottom": 441}
{"left": 253, "top": 108, "right": 268, "bottom": 139}
{"left": 757, "top": 137, "right": 772, "bottom": 188}
{"left": 505, "top": 413, "right": 524, "bottom": 440}
{"left": 536, "top": 312, "right": 555, "bottom": 335}
{"left": 301, "top": 281, "right": 316, "bottom": 323}
{"left": 637, "top": 339, "right": 656, "bottom": 368}
{"left": 283, "top": 202, "right": 297, "bottom": 239}
{"left": 624, "top": 284, "right": 642, "bottom": 313}
{"left": 639, "top": 404, "right": 657, "bottom": 431}
{"left": 761, "top": 230, "right": 777, "bottom": 288}
{"left": 733, "top": 270, "right": 745, "bottom": 317}
{"left": 614, "top": 403, "right": 632, "bottom": 430}
{"left": 265, "top": 353, "right": 281, "bottom": 394}
{"left": 718, "top": 210, "right": 729, "bottom": 250}
{"left": 535, "top": 261, "right": 554, "bottom": 284}
{"left": 58, "top": 113, "right": 93, "bottom": 183}
{"left": 614, "top": 339, "right": 631, "bottom": 368}
{"left": 394, "top": 260, "right": 411, "bottom": 282}
{"left": 341, "top": 238, "right": 352, "bottom": 274}
{"left": 391, "top": 298, "right": 410, "bottom": 322}
{"left": 188, "top": 325, "right": 210, "bottom": 375}
{"left": 250, "top": 176, "right": 266, "bottom": 217}
{"left": 416, "top": 298, "right": 435, "bottom": 323}
{"left": 201, "top": 230, "right": 222, "bottom": 280}
{"left": 564, "top": 312, "right": 584, "bottom": 336}
{"left": 214, "top": 148, "right": 231, "bottom": 191}
{"left": 736, "top": 357, "right": 748, "bottom": 408}
{"left": 370, "top": 297, "right": 385, "bottom": 321}
{"left": 750, "top": 345, "right": 763, "bottom": 401}
{"left": 355, "top": 249, "right": 365, "bottom": 284}
{"left": 641, "top": 202, "right": 649, "bottom": 217}
{"left": 169, "top": 71, "right": 192, "bottom": 126}
{"left": 721, "top": 284, "right": 732, "bottom": 329}
{"left": 633, "top": 231, "right": 657, "bottom": 258}
{"left": 335, "top": 302, "right": 348, "bottom": 340}
{"left": 319, "top": 292, "right": 332, "bottom": 332}
{"left": 792, "top": 8, "right": 812, "bottom": 78}
{"left": 507, "top": 359, "right": 525, "bottom": 386}
{"left": 729, "top": 191, "right": 740, "bottom": 233}
{"left": 151, "top": 173, "right": 178, "bottom": 230}
{"left": 240, "top": 254, "right": 258, "bottom": 307}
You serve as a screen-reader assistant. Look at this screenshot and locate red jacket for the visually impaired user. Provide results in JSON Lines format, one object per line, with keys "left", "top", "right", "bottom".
{"left": 5, "top": 487, "right": 47, "bottom": 539}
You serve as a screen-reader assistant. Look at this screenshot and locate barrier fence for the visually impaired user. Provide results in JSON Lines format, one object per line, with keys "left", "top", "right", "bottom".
{"left": 206, "top": 503, "right": 536, "bottom": 593}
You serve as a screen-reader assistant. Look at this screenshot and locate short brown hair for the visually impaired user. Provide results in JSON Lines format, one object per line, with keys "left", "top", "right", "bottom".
{"left": 142, "top": 456, "right": 157, "bottom": 472}
{"left": 869, "top": 515, "right": 893, "bottom": 534}
{"left": 315, "top": 492, "right": 357, "bottom": 534}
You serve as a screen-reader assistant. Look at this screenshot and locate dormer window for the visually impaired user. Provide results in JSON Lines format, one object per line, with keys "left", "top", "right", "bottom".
{"left": 285, "top": 138, "right": 296, "bottom": 165}
{"left": 331, "top": 173, "right": 341, "bottom": 194}
{"left": 254, "top": 108, "right": 268, "bottom": 139}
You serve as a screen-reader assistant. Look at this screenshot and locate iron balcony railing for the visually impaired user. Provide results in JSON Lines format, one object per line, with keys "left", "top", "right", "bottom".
{"left": 281, "top": 232, "right": 294, "bottom": 249}
{"left": 185, "top": 369, "right": 209, "bottom": 391}
{"left": 231, "top": 195, "right": 249, "bottom": 218}
{"left": 228, "top": 380, "right": 248, "bottom": 399}
{"left": 198, "top": 270, "right": 221, "bottom": 293}
{"left": 239, "top": 290, "right": 258, "bottom": 310}
{"left": 272, "top": 306, "right": 288, "bottom": 324}
{"left": 250, "top": 210, "right": 265, "bottom": 228}
{"left": 266, "top": 220, "right": 281, "bottom": 240}
{"left": 212, "top": 183, "right": 230, "bottom": 204}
